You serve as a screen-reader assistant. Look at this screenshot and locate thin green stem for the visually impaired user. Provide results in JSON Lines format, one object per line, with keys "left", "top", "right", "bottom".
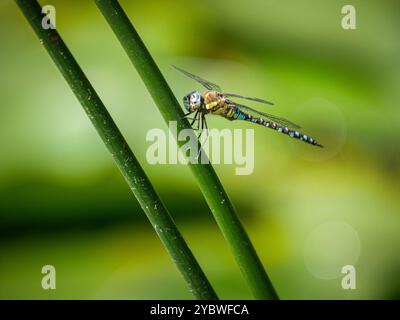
{"left": 15, "top": 0, "right": 218, "bottom": 300}
{"left": 95, "top": 0, "right": 278, "bottom": 299}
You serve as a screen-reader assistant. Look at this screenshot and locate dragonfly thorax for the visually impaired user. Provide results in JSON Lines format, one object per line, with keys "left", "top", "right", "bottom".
{"left": 183, "top": 91, "right": 203, "bottom": 112}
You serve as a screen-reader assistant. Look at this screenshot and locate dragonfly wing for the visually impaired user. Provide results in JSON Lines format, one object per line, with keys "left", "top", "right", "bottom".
{"left": 223, "top": 93, "right": 274, "bottom": 106}
{"left": 172, "top": 65, "right": 222, "bottom": 91}
{"left": 230, "top": 101, "right": 302, "bottom": 129}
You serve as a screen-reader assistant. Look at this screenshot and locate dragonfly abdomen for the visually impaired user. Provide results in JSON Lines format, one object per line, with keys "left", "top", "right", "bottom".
{"left": 237, "top": 109, "right": 323, "bottom": 148}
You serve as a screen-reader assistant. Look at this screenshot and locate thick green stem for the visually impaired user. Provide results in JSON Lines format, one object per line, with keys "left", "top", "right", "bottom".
{"left": 15, "top": 0, "right": 218, "bottom": 300}
{"left": 95, "top": 0, "right": 278, "bottom": 299}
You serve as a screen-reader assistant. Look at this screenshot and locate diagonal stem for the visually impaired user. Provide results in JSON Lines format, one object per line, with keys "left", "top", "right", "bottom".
{"left": 95, "top": 0, "right": 279, "bottom": 299}
{"left": 15, "top": 0, "right": 218, "bottom": 300}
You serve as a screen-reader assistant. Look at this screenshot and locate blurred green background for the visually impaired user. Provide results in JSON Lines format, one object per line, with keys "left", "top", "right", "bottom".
{"left": 1, "top": 0, "right": 399, "bottom": 299}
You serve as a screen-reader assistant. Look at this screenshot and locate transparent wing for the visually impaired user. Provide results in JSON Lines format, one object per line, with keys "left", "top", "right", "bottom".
{"left": 230, "top": 101, "right": 302, "bottom": 129}
{"left": 172, "top": 65, "right": 222, "bottom": 91}
{"left": 223, "top": 93, "right": 274, "bottom": 106}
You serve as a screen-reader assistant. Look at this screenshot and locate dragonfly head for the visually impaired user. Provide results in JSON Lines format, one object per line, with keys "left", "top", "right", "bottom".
{"left": 183, "top": 91, "right": 203, "bottom": 112}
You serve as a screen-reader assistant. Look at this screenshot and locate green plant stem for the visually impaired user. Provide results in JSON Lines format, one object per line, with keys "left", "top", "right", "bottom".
{"left": 15, "top": 0, "right": 218, "bottom": 300}
{"left": 95, "top": 0, "right": 278, "bottom": 300}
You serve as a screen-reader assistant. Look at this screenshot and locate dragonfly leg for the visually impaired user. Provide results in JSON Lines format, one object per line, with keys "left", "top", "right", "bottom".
{"left": 190, "top": 111, "right": 199, "bottom": 128}
{"left": 196, "top": 111, "right": 201, "bottom": 130}
{"left": 191, "top": 111, "right": 202, "bottom": 130}
{"left": 196, "top": 114, "right": 209, "bottom": 159}
{"left": 196, "top": 115, "right": 204, "bottom": 159}
{"left": 198, "top": 115, "right": 204, "bottom": 140}
{"left": 185, "top": 117, "right": 197, "bottom": 121}
{"left": 180, "top": 111, "right": 194, "bottom": 119}
{"left": 202, "top": 114, "right": 209, "bottom": 147}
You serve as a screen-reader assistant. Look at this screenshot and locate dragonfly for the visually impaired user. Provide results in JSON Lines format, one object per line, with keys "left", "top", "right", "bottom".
{"left": 173, "top": 65, "right": 323, "bottom": 148}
